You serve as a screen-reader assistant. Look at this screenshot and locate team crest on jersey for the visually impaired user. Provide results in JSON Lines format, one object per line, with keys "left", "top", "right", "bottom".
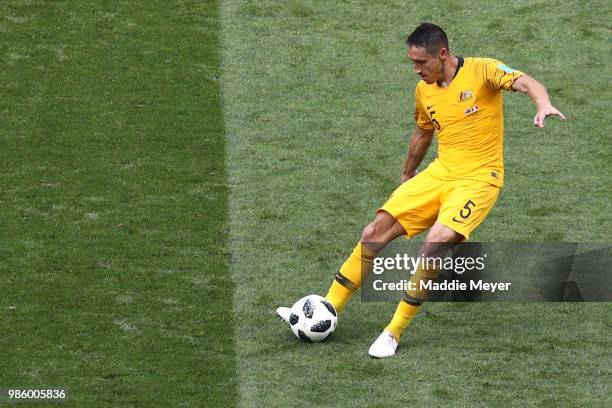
{"left": 459, "top": 91, "right": 473, "bottom": 102}
{"left": 464, "top": 105, "right": 479, "bottom": 116}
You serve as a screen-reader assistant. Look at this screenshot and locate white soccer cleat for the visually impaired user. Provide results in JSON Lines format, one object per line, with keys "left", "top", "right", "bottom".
{"left": 276, "top": 306, "right": 292, "bottom": 324}
{"left": 368, "top": 330, "right": 399, "bottom": 358}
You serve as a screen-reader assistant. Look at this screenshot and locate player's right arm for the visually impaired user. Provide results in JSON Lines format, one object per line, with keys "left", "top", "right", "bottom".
{"left": 401, "top": 126, "right": 434, "bottom": 183}
{"left": 402, "top": 84, "right": 436, "bottom": 183}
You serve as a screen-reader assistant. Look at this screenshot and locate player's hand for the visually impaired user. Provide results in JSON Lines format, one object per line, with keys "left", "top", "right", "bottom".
{"left": 401, "top": 169, "right": 419, "bottom": 183}
{"left": 534, "top": 104, "right": 566, "bottom": 128}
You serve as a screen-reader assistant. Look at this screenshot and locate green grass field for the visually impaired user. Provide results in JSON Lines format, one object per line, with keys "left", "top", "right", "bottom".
{"left": 1, "top": 0, "right": 610, "bottom": 407}
{"left": 1, "top": 1, "right": 235, "bottom": 406}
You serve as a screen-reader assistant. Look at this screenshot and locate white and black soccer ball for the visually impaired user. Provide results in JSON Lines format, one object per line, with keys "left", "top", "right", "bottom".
{"left": 289, "top": 295, "right": 337, "bottom": 342}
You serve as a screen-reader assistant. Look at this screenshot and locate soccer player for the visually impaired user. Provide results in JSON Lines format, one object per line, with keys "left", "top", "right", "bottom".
{"left": 277, "top": 23, "right": 565, "bottom": 357}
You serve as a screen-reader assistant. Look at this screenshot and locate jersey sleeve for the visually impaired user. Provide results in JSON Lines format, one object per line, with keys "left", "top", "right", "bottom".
{"left": 414, "top": 85, "right": 435, "bottom": 130}
{"left": 481, "top": 58, "right": 525, "bottom": 91}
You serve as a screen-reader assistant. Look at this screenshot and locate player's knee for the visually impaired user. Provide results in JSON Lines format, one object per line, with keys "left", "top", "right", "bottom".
{"left": 361, "top": 222, "right": 378, "bottom": 242}
{"left": 362, "top": 212, "right": 404, "bottom": 244}
{"left": 427, "top": 230, "right": 455, "bottom": 242}
{"left": 426, "top": 224, "right": 463, "bottom": 243}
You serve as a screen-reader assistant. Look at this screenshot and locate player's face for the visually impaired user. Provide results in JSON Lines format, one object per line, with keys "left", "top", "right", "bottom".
{"left": 408, "top": 46, "right": 443, "bottom": 84}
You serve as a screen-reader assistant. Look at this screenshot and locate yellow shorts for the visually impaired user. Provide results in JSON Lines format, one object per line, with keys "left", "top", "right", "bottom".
{"left": 380, "top": 170, "right": 501, "bottom": 239}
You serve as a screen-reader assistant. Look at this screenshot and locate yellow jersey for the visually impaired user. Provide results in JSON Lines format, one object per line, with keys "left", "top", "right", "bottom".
{"left": 415, "top": 57, "right": 524, "bottom": 187}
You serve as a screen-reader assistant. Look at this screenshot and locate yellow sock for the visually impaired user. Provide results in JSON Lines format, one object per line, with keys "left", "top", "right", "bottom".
{"left": 384, "top": 264, "right": 440, "bottom": 340}
{"left": 384, "top": 299, "right": 421, "bottom": 341}
{"left": 325, "top": 281, "right": 352, "bottom": 313}
{"left": 325, "top": 242, "right": 376, "bottom": 313}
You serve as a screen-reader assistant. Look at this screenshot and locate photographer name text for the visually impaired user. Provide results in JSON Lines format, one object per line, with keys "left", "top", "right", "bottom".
{"left": 372, "top": 279, "right": 511, "bottom": 292}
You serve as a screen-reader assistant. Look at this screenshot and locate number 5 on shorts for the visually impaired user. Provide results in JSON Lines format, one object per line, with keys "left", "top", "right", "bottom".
{"left": 453, "top": 199, "right": 475, "bottom": 224}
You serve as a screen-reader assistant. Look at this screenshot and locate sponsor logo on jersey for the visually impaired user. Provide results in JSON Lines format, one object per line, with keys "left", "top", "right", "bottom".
{"left": 459, "top": 91, "right": 473, "bottom": 102}
{"left": 464, "top": 105, "right": 479, "bottom": 116}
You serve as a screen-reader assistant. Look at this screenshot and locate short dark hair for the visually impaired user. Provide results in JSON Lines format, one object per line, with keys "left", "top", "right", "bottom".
{"left": 406, "top": 23, "right": 449, "bottom": 55}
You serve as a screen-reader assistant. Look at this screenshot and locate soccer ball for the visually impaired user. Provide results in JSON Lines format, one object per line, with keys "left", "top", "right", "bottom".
{"left": 289, "top": 295, "right": 337, "bottom": 342}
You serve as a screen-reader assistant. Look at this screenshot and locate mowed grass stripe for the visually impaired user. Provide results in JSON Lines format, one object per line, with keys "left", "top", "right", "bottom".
{"left": 194, "top": 1, "right": 239, "bottom": 405}
{"left": 222, "top": 1, "right": 610, "bottom": 407}
{"left": 0, "top": 1, "right": 236, "bottom": 406}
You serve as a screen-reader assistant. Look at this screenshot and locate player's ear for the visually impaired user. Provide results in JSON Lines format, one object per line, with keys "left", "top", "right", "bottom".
{"left": 438, "top": 47, "right": 449, "bottom": 60}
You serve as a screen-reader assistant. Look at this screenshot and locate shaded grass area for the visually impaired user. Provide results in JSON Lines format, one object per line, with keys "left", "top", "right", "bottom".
{"left": 0, "top": 1, "right": 236, "bottom": 406}
{"left": 222, "top": 0, "right": 611, "bottom": 406}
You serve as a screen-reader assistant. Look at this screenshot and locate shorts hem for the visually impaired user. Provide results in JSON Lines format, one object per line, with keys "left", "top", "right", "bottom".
{"left": 377, "top": 207, "right": 419, "bottom": 239}
{"left": 436, "top": 219, "right": 470, "bottom": 240}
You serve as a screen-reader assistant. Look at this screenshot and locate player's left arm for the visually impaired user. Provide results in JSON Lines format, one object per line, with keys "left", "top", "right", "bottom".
{"left": 511, "top": 74, "right": 566, "bottom": 128}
